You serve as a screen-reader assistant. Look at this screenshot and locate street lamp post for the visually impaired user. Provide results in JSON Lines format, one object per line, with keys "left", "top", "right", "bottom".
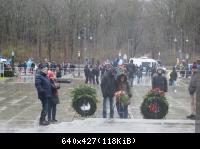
{"left": 185, "top": 38, "right": 189, "bottom": 70}
{"left": 89, "top": 36, "right": 93, "bottom": 62}
{"left": 128, "top": 39, "right": 133, "bottom": 58}
{"left": 11, "top": 51, "right": 15, "bottom": 75}
{"left": 185, "top": 37, "right": 189, "bottom": 60}
{"left": 174, "top": 37, "right": 177, "bottom": 55}
{"left": 77, "top": 50, "right": 81, "bottom": 77}
{"left": 158, "top": 51, "right": 161, "bottom": 60}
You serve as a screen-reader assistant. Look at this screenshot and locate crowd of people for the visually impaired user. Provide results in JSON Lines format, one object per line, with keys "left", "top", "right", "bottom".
{"left": 33, "top": 57, "right": 200, "bottom": 125}
{"left": 99, "top": 62, "right": 169, "bottom": 119}
{"left": 90, "top": 58, "right": 200, "bottom": 120}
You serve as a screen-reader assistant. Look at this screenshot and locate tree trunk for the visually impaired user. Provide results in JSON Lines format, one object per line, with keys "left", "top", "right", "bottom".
{"left": 48, "top": 40, "right": 52, "bottom": 61}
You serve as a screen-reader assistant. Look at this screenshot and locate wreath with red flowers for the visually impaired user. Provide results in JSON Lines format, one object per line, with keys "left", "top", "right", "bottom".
{"left": 141, "top": 88, "right": 169, "bottom": 119}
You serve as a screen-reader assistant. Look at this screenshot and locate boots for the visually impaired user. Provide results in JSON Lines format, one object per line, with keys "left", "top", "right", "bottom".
{"left": 39, "top": 118, "right": 50, "bottom": 126}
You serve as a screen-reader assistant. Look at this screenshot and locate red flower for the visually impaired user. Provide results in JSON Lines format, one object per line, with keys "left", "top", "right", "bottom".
{"left": 149, "top": 103, "right": 158, "bottom": 113}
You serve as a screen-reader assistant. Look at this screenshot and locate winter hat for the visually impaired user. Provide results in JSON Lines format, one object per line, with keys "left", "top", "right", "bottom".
{"left": 41, "top": 67, "right": 48, "bottom": 73}
{"left": 157, "top": 68, "right": 163, "bottom": 74}
{"left": 47, "top": 70, "right": 55, "bottom": 79}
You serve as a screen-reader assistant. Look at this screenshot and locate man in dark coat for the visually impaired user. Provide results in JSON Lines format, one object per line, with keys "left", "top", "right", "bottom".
{"left": 152, "top": 68, "right": 168, "bottom": 92}
{"left": 93, "top": 65, "right": 100, "bottom": 85}
{"left": 35, "top": 66, "right": 52, "bottom": 125}
{"left": 169, "top": 67, "right": 178, "bottom": 92}
{"left": 126, "top": 60, "right": 136, "bottom": 87}
{"left": 101, "top": 68, "right": 116, "bottom": 118}
{"left": 84, "top": 65, "right": 90, "bottom": 84}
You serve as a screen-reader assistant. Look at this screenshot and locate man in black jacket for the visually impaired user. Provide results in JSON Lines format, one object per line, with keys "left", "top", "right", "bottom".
{"left": 35, "top": 66, "right": 52, "bottom": 125}
{"left": 126, "top": 60, "right": 136, "bottom": 87}
{"left": 169, "top": 67, "right": 178, "bottom": 92}
{"left": 84, "top": 65, "right": 90, "bottom": 84}
{"left": 100, "top": 68, "right": 116, "bottom": 118}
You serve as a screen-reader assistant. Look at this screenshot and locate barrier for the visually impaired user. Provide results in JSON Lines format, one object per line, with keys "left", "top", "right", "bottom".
{"left": 176, "top": 70, "right": 192, "bottom": 78}
{"left": 15, "top": 67, "right": 85, "bottom": 77}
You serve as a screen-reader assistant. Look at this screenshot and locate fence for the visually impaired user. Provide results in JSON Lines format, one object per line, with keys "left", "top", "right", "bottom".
{"left": 14, "top": 67, "right": 85, "bottom": 78}
{"left": 176, "top": 70, "right": 192, "bottom": 78}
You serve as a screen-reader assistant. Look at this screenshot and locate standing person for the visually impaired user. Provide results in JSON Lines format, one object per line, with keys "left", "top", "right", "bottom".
{"left": 84, "top": 65, "right": 90, "bottom": 84}
{"left": 152, "top": 68, "right": 168, "bottom": 92}
{"left": 136, "top": 66, "right": 143, "bottom": 84}
{"left": 23, "top": 61, "right": 27, "bottom": 75}
{"left": 31, "top": 62, "right": 35, "bottom": 74}
{"left": 151, "top": 65, "right": 157, "bottom": 78}
{"left": 35, "top": 66, "right": 52, "bottom": 126}
{"left": 56, "top": 65, "right": 62, "bottom": 78}
{"left": 44, "top": 58, "right": 49, "bottom": 69}
{"left": 100, "top": 64, "right": 106, "bottom": 79}
{"left": 169, "top": 67, "right": 178, "bottom": 92}
{"left": 126, "top": 60, "right": 136, "bottom": 87}
{"left": 101, "top": 68, "right": 116, "bottom": 118}
{"left": 93, "top": 65, "right": 100, "bottom": 85}
{"left": 89, "top": 65, "right": 95, "bottom": 84}
{"left": 115, "top": 73, "right": 132, "bottom": 119}
{"left": 187, "top": 65, "right": 200, "bottom": 120}
{"left": 47, "top": 71, "right": 60, "bottom": 122}
{"left": 18, "top": 62, "right": 22, "bottom": 75}
{"left": 192, "top": 61, "right": 198, "bottom": 70}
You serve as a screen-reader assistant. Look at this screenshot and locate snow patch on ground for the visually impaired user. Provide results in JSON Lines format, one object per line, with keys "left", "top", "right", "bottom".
{"left": 7, "top": 118, "right": 195, "bottom": 133}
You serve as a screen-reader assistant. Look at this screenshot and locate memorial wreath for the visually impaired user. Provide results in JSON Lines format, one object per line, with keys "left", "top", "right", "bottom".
{"left": 141, "top": 88, "right": 169, "bottom": 119}
{"left": 71, "top": 84, "right": 98, "bottom": 117}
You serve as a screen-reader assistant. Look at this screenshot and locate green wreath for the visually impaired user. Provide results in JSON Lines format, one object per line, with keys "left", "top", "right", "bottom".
{"left": 141, "top": 89, "right": 169, "bottom": 119}
{"left": 71, "top": 85, "right": 98, "bottom": 117}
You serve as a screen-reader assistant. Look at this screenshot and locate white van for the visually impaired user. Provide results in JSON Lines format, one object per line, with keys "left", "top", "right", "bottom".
{"left": 129, "top": 57, "right": 158, "bottom": 68}
{"left": 0, "top": 58, "right": 7, "bottom": 63}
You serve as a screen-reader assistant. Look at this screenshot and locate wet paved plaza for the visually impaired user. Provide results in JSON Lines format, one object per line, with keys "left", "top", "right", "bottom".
{"left": 0, "top": 75, "right": 195, "bottom": 133}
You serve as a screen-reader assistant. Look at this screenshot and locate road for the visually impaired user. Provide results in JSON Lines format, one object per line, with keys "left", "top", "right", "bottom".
{"left": 0, "top": 74, "right": 195, "bottom": 132}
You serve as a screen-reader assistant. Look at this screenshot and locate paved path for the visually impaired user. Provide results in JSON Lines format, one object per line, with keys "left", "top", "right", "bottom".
{"left": 0, "top": 75, "right": 195, "bottom": 132}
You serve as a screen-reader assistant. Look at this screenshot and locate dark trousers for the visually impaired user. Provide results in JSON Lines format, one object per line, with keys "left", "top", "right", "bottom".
{"left": 95, "top": 76, "right": 99, "bottom": 85}
{"left": 39, "top": 98, "right": 49, "bottom": 122}
{"left": 116, "top": 101, "right": 128, "bottom": 118}
{"left": 89, "top": 76, "right": 95, "bottom": 84}
{"left": 85, "top": 75, "right": 89, "bottom": 84}
{"left": 48, "top": 100, "right": 57, "bottom": 121}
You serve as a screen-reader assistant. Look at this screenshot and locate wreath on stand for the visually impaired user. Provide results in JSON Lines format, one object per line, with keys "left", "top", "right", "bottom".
{"left": 141, "top": 88, "right": 169, "bottom": 119}
{"left": 71, "top": 84, "right": 98, "bottom": 117}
